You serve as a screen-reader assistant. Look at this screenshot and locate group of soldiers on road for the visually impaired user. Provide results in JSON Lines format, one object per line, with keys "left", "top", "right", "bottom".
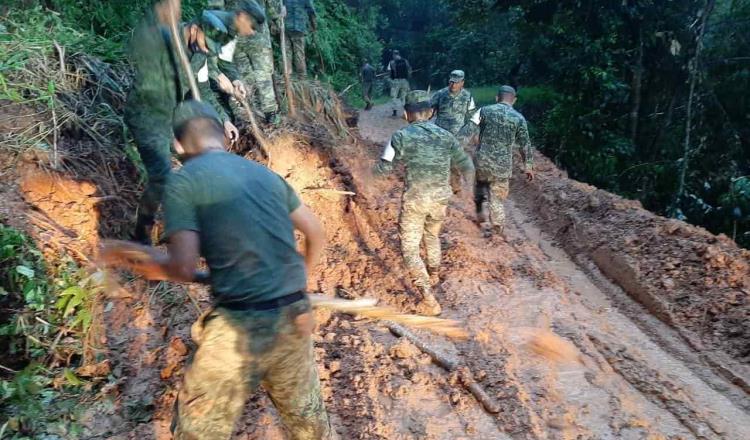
{"left": 376, "top": 70, "right": 533, "bottom": 317}
{"left": 102, "top": 0, "right": 534, "bottom": 436}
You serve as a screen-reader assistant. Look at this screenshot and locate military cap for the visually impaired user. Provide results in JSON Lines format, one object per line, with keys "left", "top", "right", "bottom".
{"left": 236, "top": 0, "right": 266, "bottom": 25}
{"left": 404, "top": 90, "right": 432, "bottom": 112}
{"left": 498, "top": 85, "right": 517, "bottom": 96}
{"left": 173, "top": 100, "right": 222, "bottom": 133}
{"left": 449, "top": 70, "right": 465, "bottom": 83}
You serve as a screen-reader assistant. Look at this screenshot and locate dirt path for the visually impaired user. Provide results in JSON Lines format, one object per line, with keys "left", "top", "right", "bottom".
{"left": 69, "top": 103, "right": 749, "bottom": 439}
{"left": 340, "top": 104, "right": 750, "bottom": 439}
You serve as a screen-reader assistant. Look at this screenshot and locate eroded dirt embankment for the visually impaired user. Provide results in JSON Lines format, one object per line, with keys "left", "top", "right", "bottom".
{"left": 511, "top": 154, "right": 750, "bottom": 390}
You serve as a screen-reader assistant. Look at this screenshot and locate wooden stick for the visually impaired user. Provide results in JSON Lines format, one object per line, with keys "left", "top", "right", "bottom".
{"left": 238, "top": 89, "right": 270, "bottom": 159}
{"left": 388, "top": 322, "right": 458, "bottom": 370}
{"left": 279, "top": 16, "right": 296, "bottom": 117}
{"left": 388, "top": 323, "right": 502, "bottom": 414}
{"left": 303, "top": 188, "right": 356, "bottom": 196}
{"left": 165, "top": 1, "right": 200, "bottom": 101}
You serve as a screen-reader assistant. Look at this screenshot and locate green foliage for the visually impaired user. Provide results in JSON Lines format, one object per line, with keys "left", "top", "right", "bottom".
{"left": 309, "top": 0, "right": 383, "bottom": 93}
{"left": 0, "top": 225, "right": 102, "bottom": 438}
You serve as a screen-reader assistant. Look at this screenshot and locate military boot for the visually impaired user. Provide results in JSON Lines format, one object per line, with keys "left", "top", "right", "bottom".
{"left": 415, "top": 285, "right": 442, "bottom": 316}
{"left": 476, "top": 202, "right": 489, "bottom": 227}
{"left": 392, "top": 109, "right": 398, "bottom": 118}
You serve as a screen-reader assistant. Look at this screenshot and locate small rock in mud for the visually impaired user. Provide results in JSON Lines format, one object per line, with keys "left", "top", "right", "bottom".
{"left": 389, "top": 339, "right": 420, "bottom": 359}
{"left": 324, "top": 332, "right": 337, "bottom": 342}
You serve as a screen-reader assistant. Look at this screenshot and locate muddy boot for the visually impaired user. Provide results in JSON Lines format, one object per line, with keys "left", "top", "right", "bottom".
{"left": 365, "top": 102, "right": 373, "bottom": 111}
{"left": 416, "top": 286, "right": 442, "bottom": 316}
{"left": 476, "top": 204, "right": 489, "bottom": 228}
{"left": 265, "top": 111, "right": 281, "bottom": 126}
{"left": 485, "top": 224, "right": 505, "bottom": 241}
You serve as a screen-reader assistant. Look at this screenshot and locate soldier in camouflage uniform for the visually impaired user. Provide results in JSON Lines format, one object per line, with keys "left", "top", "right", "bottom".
{"left": 283, "top": 0, "right": 317, "bottom": 77}
{"left": 221, "top": 0, "right": 283, "bottom": 125}
{"left": 469, "top": 85, "right": 534, "bottom": 235}
{"left": 125, "top": 0, "right": 243, "bottom": 244}
{"left": 430, "top": 70, "right": 477, "bottom": 137}
{"left": 102, "top": 101, "right": 336, "bottom": 440}
{"left": 375, "top": 91, "right": 475, "bottom": 316}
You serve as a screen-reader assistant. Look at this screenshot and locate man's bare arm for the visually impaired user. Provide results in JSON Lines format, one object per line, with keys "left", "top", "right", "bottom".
{"left": 100, "top": 230, "right": 202, "bottom": 283}
{"left": 289, "top": 204, "right": 326, "bottom": 273}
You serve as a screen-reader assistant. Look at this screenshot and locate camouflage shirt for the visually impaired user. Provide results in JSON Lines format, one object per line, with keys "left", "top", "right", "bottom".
{"left": 284, "top": 0, "right": 316, "bottom": 33}
{"left": 431, "top": 87, "right": 477, "bottom": 136}
{"left": 472, "top": 102, "right": 533, "bottom": 180}
{"left": 377, "top": 121, "right": 474, "bottom": 202}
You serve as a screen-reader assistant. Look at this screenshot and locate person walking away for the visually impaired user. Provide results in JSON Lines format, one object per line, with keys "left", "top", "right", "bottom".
{"left": 374, "top": 91, "right": 475, "bottom": 316}
{"left": 283, "top": 0, "right": 317, "bottom": 77}
{"left": 387, "top": 50, "right": 412, "bottom": 117}
{"left": 431, "top": 70, "right": 477, "bottom": 137}
{"left": 361, "top": 60, "right": 376, "bottom": 110}
{"left": 469, "top": 85, "right": 534, "bottom": 237}
{"left": 101, "top": 100, "right": 338, "bottom": 440}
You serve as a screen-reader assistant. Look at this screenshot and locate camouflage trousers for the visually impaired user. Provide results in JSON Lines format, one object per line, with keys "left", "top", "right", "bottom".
{"left": 285, "top": 31, "right": 307, "bottom": 77}
{"left": 475, "top": 178, "right": 510, "bottom": 228}
{"left": 399, "top": 197, "right": 448, "bottom": 288}
{"left": 232, "top": 25, "right": 279, "bottom": 117}
{"left": 124, "top": 109, "right": 173, "bottom": 237}
{"left": 390, "top": 78, "right": 410, "bottom": 113}
{"left": 172, "top": 298, "right": 336, "bottom": 440}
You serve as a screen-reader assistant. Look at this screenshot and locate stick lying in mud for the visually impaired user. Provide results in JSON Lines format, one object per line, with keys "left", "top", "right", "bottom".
{"left": 387, "top": 323, "right": 501, "bottom": 414}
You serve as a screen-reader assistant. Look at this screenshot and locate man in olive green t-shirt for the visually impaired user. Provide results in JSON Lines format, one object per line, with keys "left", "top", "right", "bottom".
{"left": 102, "top": 100, "right": 337, "bottom": 439}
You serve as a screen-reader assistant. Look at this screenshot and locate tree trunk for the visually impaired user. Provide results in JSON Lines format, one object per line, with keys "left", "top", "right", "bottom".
{"left": 672, "top": 0, "right": 716, "bottom": 216}
{"left": 629, "top": 27, "right": 644, "bottom": 145}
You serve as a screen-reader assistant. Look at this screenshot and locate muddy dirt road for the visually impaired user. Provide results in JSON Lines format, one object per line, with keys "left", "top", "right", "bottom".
{"left": 70, "top": 103, "right": 750, "bottom": 439}
{"left": 331, "top": 104, "right": 750, "bottom": 439}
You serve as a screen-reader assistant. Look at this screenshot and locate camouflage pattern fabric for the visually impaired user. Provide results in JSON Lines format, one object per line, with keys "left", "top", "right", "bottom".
{"left": 226, "top": 0, "right": 280, "bottom": 116}
{"left": 172, "top": 299, "right": 336, "bottom": 440}
{"left": 376, "top": 120, "right": 474, "bottom": 288}
{"left": 474, "top": 102, "right": 533, "bottom": 181}
{"left": 284, "top": 0, "right": 316, "bottom": 34}
{"left": 285, "top": 31, "right": 307, "bottom": 77}
{"left": 399, "top": 198, "right": 447, "bottom": 287}
{"left": 475, "top": 178, "right": 510, "bottom": 228}
{"left": 390, "top": 78, "right": 410, "bottom": 113}
{"left": 430, "top": 87, "right": 477, "bottom": 136}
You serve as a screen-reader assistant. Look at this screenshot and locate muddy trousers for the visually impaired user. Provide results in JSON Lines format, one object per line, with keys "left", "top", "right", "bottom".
{"left": 125, "top": 113, "right": 173, "bottom": 243}
{"left": 399, "top": 198, "right": 448, "bottom": 288}
{"left": 172, "top": 299, "right": 335, "bottom": 440}
{"left": 475, "top": 178, "right": 510, "bottom": 228}
{"left": 285, "top": 31, "right": 307, "bottom": 77}
{"left": 390, "top": 78, "right": 410, "bottom": 113}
